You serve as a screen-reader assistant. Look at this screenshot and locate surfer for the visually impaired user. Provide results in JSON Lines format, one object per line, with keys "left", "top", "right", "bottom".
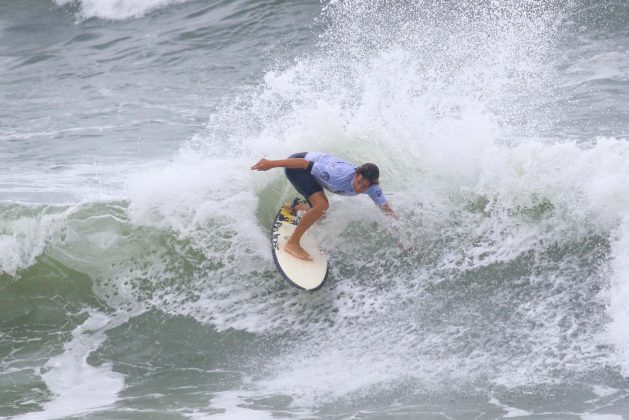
{"left": 251, "top": 152, "right": 396, "bottom": 260}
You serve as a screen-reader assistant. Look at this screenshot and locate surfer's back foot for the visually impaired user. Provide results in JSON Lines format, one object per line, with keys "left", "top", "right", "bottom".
{"left": 284, "top": 241, "right": 312, "bottom": 261}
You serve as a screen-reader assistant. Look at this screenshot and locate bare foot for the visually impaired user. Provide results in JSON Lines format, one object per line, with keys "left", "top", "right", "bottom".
{"left": 284, "top": 241, "right": 312, "bottom": 261}
{"left": 294, "top": 203, "right": 310, "bottom": 212}
{"left": 283, "top": 201, "right": 311, "bottom": 213}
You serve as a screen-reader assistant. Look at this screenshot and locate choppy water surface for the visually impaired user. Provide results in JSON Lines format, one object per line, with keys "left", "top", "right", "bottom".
{"left": 1, "top": 0, "right": 629, "bottom": 418}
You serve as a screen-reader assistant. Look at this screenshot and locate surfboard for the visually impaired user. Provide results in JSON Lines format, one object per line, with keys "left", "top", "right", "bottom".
{"left": 271, "top": 199, "right": 329, "bottom": 291}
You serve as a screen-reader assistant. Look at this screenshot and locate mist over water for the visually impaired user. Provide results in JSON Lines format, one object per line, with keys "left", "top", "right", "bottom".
{"left": 1, "top": 0, "right": 629, "bottom": 418}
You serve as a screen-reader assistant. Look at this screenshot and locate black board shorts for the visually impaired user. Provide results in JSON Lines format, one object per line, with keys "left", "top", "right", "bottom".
{"left": 285, "top": 152, "right": 322, "bottom": 202}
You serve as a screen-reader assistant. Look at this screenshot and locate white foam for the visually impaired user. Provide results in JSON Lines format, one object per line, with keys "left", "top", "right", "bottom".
{"left": 202, "top": 391, "right": 279, "bottom": 420}
{"left": 581, "top": 415, "right": 624, "bottom": 420}
{"left": 606, "top": 217, "right": 629, "bottom": 376}
{"left": 125, "top": 151, "right": 267, "bottom": 256}
{"left": 0, "top": 160, "right": 152, "bottom": 205}
{"left": 0, "top": 206, "right": 71, "bottom": 276}
{"left": 591, "top": 385, "right": 618, "bottom": 398}
{"left": 13, "top": 311, "right": 126, "bottom": 420}
{"left": 489, "top": 398, "right": 532, "bottom": 418}
{"left": 54, "top": 0, "right": 193, "bottom": 20}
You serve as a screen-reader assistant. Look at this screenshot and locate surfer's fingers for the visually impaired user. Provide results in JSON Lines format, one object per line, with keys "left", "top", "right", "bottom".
{"left": 251, "top": 158, "right": 268, "bottom": 170}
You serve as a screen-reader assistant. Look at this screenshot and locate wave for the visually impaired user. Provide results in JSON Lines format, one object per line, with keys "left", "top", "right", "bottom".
{"left": 2, "top": 0, "right": 629, "bottom": 404}
{"left": 3, "top": 134, "right": 628, "bottom": 390}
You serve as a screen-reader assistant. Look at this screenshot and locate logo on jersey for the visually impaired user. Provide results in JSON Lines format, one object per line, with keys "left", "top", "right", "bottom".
{"left": 321, "top": 171, "right": 330, "bottom": 181}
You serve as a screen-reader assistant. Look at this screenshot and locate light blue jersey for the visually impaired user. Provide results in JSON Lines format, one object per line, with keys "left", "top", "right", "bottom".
{"left": 305, "top": 152, "right": 388, "bottom": 207}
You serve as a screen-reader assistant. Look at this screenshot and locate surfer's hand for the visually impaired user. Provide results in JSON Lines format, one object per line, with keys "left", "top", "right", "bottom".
{"left": 251, "top": 158, "right": 274, "bottom": 171}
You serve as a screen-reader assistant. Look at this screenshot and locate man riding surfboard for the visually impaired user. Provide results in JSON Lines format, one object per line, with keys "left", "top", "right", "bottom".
{"left": 251, "top": 152, "right": 397, "bottom": 260}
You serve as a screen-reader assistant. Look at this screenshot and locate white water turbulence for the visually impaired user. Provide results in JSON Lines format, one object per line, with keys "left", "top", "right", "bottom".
{"left": 111, "top": 0, "right": 629, "bottom": 409}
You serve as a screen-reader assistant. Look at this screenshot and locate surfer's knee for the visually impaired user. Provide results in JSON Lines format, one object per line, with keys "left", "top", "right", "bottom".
{"left": 316, "top": 200, "right": 329, "bottom": 212}
{"left": 308, "top": 192, "right": 328, "bottom": 212}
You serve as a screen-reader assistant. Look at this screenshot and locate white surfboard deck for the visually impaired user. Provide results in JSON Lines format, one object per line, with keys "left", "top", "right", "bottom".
{"left": 271, "top": 201, "right": 328, "bottom": 291}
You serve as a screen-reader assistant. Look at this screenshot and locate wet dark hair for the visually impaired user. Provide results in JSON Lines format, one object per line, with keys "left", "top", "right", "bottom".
{"left": 356, "top": 163, "right": 380, "bottom": 185}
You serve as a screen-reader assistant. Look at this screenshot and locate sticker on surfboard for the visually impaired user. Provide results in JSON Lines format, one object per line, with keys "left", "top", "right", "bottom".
{"left": 271, "top": 199, "right": 329, "bottom": 291}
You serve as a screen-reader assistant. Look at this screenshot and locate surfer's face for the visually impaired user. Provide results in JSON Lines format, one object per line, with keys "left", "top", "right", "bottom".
{"left": 353, "top": 174, "right": 371, "bottom": 193}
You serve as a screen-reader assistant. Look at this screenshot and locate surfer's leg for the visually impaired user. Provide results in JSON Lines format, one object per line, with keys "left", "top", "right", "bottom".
{"left": 283, "top": 156, "right": 325, "bottom": 260}
{"left": 285, "top": 191, "right": 328, "bottom": 261}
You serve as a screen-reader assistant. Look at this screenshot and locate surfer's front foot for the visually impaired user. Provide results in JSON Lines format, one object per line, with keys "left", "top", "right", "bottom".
{"left": 294, "top": 203, "right": 310, "bottom": 212}
{"left": 284, "top": 242, "right": 312, "bottom": 261}
{"left": 283, "top": 201, "right": 310, "bottom": 213}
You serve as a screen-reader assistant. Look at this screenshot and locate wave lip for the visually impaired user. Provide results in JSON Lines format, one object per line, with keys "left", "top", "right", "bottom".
{"left": 0, "top": 204, "right": 72, "bottom": 277}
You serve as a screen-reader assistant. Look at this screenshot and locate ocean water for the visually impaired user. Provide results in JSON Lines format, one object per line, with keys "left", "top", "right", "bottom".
{"left": 1, "top": 0, "right": 629, "bottom": 418}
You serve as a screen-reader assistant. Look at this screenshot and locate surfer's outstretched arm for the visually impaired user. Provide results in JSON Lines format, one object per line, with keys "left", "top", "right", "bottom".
{"left": 251, "top": 158, "right": 309, "bottom": 171}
